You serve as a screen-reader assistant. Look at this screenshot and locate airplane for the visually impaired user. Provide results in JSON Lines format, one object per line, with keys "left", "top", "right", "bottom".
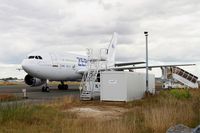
{"left": 21, "top": 32, "right": 197, "bottom": 92}
{"left": 22, "top": 33, "right": 119, "bottom": 92}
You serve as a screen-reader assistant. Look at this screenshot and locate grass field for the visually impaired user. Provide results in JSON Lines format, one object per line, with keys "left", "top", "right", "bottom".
{"left": 0, "top": 88, "right": 199, "bottom": 133}
{"left": 49, "top": 81, "right": 80, "bottom": 86}
{"left": 0, "top": 81, "right": 80, "bottom": 86}
{"left": 0, "top": 82, "right": 18, "bottom": 86}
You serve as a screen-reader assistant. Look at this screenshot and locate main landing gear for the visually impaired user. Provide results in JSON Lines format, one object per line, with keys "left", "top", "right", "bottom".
{"left": 58, "top": 81, "right": 68, "bottom": 90}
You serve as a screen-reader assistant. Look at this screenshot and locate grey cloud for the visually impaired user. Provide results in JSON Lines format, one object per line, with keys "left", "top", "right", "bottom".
{"left": 61, "top": 22, "right": 134, "bottom": 37}
{"left": 98, "top": 0, "right": 122, "bottom": 10}
{"left": 1, "top": 0, "right": 63, "bottom": 19}
{"left": 0, "top": 0, "right": 200, "bottom": 78}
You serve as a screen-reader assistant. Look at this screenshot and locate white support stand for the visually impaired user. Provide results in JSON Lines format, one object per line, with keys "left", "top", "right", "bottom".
{"left": 22, "top": 88, "right": 28, "bottom": 99}
{"left": 79, "top": 48, "right": 108, "bottom": 100}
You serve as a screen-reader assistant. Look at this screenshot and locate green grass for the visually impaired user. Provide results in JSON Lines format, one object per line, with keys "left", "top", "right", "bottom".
{"left": 0, "top": 89, "right": 199, "bottom": 133}
{"left": 0, "top": 103, "right": 35, "bottom": 123}
{"left": 169, "top": 89, "right": 191, "bottom": 99}
{"left": 0, "top": 103, "right": 77, "bottom": 132}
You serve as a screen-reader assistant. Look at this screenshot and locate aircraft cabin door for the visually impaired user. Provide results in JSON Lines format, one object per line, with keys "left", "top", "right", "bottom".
{"left": 50, "top": 53, "right": 59, "bottom": 68}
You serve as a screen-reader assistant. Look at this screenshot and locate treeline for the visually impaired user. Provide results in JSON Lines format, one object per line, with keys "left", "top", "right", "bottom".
{"left": 0, "top": 77, "right": 18, "bottom": 81}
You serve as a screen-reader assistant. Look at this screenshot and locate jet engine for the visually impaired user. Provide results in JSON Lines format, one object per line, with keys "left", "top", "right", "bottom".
{"left": 24, "top": 74, "right": 46, "bottom": 87}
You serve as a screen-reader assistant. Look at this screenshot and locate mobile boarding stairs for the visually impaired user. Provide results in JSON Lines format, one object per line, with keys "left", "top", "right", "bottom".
{"left": 79, "top": 49, "right": 108, "bottom": 100}
{"left": 161, "top": 66, "right": 198, "bottom": 89}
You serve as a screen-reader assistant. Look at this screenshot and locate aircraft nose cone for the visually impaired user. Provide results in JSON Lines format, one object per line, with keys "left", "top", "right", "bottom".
{"left": 22, "top": 60, "right": 26, "bottom": 70}
{"left": 21, "top": 59, "right": 31, "bottom": 73}
{"left": 22, "top": 59, "right": 42, "bottom": 79}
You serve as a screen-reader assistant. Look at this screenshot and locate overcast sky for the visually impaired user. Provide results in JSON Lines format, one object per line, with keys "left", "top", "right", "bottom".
{"left": 0, "top": 0, "right": 200, "bottom": 78}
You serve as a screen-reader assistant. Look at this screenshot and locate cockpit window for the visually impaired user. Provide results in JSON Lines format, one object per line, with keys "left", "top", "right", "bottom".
{"left": 28, "top": 56, "right": 34, "bottom": 59}
{"left": 38, "top": 56, "right": 42, "bottom": 59}
{"left": 28, "top": 56, "right": 43, "bottom": 60}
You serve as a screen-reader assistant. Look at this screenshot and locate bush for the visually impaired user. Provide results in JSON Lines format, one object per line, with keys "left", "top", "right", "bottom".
{"left": 170, "top": 89, "right": 191, "bottom": 99}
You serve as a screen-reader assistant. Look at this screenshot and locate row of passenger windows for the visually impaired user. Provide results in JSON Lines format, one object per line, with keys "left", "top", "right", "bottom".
{"left": 28, "top": 56, "right": 43, "bottom": 60}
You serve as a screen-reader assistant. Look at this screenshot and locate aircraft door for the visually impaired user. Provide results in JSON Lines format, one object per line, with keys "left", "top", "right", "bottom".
{"left": 50, "top": 53, "right": 59, "bottom": 67}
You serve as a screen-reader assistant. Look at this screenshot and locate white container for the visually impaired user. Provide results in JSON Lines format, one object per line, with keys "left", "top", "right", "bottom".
{"left": 100, "top": 71, "right": 155, "bottom": 102}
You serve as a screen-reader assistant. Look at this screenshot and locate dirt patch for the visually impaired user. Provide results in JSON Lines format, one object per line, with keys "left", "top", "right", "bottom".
{"left": 0, "top": 94, "right": 18, "bottom": 101}
{"left": 69, "top": 106, "right": 128, "bottom": 121}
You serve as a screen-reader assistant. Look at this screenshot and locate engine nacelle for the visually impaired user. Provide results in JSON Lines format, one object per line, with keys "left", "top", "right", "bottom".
{"left": 24, "top": 74, "right": 46, "bottom": 87}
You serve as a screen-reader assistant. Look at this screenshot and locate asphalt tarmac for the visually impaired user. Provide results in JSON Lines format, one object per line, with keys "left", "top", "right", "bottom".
{"left": 0, "top": 84, "right": 80, "bottom": 102}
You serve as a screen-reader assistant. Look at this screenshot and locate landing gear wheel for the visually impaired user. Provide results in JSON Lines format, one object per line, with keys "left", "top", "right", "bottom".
{"left": 42, "top": 86, "right": 45, "bottom": 92}
{"left": 58, "top": 84, "right": 68, "bottom": 90}
{"left": 42, "top": 86, "right": 50, "bottom": 92}
{"left": 58, "top": 84, "right": 62, "bottom": 90}
{"left": 65, "top": 85, "right": 68, "bottom": 90}
{"left": 46, "top": 86, "right": 50, "bottom": 92}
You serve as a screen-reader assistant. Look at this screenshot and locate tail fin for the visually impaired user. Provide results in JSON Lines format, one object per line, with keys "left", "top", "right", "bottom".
{"left": 107, "top": 32, "right": 117, "bottom": 67}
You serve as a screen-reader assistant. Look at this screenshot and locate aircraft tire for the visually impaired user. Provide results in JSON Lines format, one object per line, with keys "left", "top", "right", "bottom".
{"left": 58, "top": 84, "right": 68, "bottom": 90}
{"left": 58, "top": 84, "right": 62, "bottom": 90}
{"left": 46, "top": 86, "right": 50, "bottom": 92}
{"left": 65, "top": 85, "right": 68, "bottom": 90}
{"left": 42, "top": 86, "right": 49, "bottom": 92}
{"left": 42, "top": 86, "right": 45, "bottom": 92}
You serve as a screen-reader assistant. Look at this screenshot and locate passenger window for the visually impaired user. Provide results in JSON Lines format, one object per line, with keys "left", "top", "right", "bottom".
{"left": 35, "top": 56, "right": 38, "bottom": 59}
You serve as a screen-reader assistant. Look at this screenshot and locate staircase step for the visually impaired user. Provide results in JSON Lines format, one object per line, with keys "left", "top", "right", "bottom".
{"left": 172, "top": 67, "right": 198, "bottom": 88}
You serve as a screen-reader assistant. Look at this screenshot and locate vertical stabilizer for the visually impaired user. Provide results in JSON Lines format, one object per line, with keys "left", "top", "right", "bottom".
{"left": 107, "top": 32, "right": 118, "bottom": 67}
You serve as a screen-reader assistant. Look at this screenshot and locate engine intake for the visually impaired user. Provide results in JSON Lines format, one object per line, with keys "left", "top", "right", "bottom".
{"left": 24, "top": 74, "right": 46, "bottom": 87}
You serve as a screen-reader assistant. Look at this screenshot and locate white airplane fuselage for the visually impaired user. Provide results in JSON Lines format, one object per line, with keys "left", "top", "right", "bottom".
{"left": 22, "top": 51, "right": 87, "bottom": 81}
{"left": 22, "top": 33, "right": 117, "bottom": 90}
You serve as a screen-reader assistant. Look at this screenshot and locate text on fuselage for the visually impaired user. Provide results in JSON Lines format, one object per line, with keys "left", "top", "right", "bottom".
{"left": 76, "top": 57, "right": 87, "bottom": 66}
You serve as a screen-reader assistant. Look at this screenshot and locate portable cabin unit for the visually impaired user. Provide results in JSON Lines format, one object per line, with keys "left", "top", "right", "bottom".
{"left": 100, "top": 71, "right": 155, "bottom": 102}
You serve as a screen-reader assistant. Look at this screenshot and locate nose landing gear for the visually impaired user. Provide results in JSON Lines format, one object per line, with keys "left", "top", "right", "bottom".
{"left": 42, "top": 86, "right": 49, "bottom": 92}
{"left": 42, "top": 81, "right": 49, "bottom": 92}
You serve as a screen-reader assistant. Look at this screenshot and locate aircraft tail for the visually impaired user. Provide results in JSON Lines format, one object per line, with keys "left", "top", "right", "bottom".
{"left": 107, "top": 32, "right": 117, "bottom": 67}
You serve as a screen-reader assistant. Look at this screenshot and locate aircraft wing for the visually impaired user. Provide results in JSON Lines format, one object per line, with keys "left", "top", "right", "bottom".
{"left": 77, "top": 63, "right": 195, "bottom": 74}
{"left": 109, "top": 63, "right": 196, "bottom": 71}
{"left": 115, "top": 61, "right": 145, "bottom": 67}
